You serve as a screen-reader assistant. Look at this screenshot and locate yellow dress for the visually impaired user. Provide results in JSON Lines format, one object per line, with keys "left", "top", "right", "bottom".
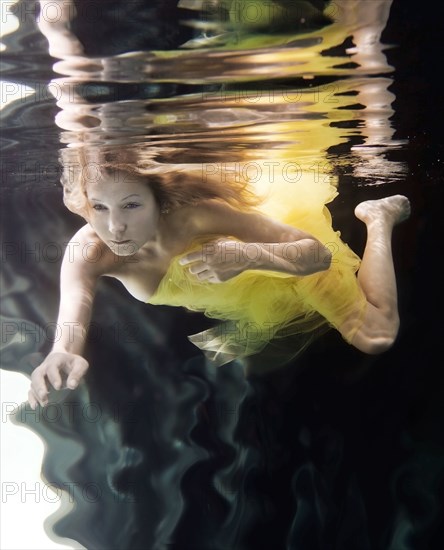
{"left": 147, "top": 172, "right": 367, "bottom": 367}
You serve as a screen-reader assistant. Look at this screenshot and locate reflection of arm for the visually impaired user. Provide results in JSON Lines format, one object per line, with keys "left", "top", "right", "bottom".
{"left": 190, "top": 200, "right": 332, "bottom": 277}
{"left": 38, "top": 0, "right": 84, "bottom": 57}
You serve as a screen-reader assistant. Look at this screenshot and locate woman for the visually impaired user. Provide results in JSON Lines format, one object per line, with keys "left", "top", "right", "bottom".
{"left": 27, "top": 150, "right": 410, "bottom": 409}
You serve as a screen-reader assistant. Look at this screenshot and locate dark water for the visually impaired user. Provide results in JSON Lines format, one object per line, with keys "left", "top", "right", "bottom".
{"left": 1, "top": 1, "right": 443, "bottom": 549}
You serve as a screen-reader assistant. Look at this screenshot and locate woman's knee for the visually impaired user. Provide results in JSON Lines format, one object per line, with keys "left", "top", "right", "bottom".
{"left": 352, "top": 333, "right": 397, "bottom": 354}
{"left": 349, "top": 318, "right": 400, "bottom": 354}
{"left": 341, "top": 306, "right": 400, "bottom": 355}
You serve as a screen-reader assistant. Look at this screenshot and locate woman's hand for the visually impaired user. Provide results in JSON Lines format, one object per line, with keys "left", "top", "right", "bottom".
{"left": 179, "top": 238, "right": 250, "bottom": 283}
{"left": 28, "top": 352, "right": 89, "bottom": 409}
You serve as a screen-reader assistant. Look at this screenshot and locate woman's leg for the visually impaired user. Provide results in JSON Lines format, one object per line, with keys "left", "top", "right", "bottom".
{"left": 339, "top": 194, "right": 411, "bottom": 354}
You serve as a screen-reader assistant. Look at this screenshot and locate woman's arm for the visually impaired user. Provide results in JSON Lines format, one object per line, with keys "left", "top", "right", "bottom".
{"left": 28, "top": 226, "right": 105, "bottom": 408}
{"left": 180, "top": 199, "right": 332, "bottom": 281}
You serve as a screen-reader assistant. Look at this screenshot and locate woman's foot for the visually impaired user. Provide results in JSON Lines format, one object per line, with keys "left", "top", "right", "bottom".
{"left": 354, "top": 194, "right": 411, "bottom": 227}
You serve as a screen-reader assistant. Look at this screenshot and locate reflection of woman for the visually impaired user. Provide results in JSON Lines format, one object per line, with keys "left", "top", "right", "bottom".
{"left": 27, "top": 148, "right": 410, "bottom": 408}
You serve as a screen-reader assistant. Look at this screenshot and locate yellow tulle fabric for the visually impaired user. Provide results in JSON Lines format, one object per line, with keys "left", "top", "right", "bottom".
{"left": 148, "top": 175, "right": 367, "bottom": 366}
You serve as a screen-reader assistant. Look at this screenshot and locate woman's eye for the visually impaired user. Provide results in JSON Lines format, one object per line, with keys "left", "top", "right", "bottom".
{"left": 124, "top": 203, "right": 141, "bottom": 209}
{"left": 92, "top": 204, "right": 106, "bottom": 211}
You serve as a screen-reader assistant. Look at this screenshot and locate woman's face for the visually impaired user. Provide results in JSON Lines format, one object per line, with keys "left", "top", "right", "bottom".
{"left": 86, "top": 171, "right": 160, "bottom": 256}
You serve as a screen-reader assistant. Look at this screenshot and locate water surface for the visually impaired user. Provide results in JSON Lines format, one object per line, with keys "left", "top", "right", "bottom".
{"left": 1, "top": 1, "right": 443, "bottom": 549}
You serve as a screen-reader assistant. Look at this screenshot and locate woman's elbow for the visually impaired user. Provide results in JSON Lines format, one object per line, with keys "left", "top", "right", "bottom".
{"left": 299, "top": 241, "right": 332, "bottom": 275}
{"left": 320, "top": 245, "right": 332, "bottom": 270}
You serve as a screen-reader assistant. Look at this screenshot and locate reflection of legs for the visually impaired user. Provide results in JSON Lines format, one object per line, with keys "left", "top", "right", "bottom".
{"left": 339, "top": 195, "right": 411, "bottom": 354}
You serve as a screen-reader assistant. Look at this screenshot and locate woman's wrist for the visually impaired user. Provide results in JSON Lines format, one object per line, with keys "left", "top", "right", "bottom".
{"left": 238, "top": 242, "right": 278, "bottom": 272}
{"left": 239, "top": 240, "right": 330, "bottom": 276}
{"left": 51, "top": 343, "right": 85, "bottom": 356}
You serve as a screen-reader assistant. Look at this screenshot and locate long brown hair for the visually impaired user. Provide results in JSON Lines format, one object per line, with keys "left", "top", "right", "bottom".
{"left": 60, "top": 145, "right": 264, "bottom": 219}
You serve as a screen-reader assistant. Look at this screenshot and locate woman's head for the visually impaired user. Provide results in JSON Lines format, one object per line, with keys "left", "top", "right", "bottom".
{"left": 85, "top": 169, "right": 161, "bottom": 256}
{"left": 60, "top": 145, "right": 263, "bottom": 253}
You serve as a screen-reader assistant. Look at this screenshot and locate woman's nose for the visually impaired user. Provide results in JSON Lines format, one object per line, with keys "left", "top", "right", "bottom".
{"left": 108, "top": 214, "right": 126, "bottom": 236}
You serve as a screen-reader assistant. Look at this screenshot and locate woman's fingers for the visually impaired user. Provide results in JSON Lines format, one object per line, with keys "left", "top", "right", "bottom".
{"left": 46, "top": 363, "right": 63, "bottom": 390}
{"left": 182, "top": 241, "right": 239, "bottom": 275}
{"left": 188, "top": 263, "right": 207, "bottom": 275}
{"left": 30, "top": 368, "right": 49, "bottom": 406}
{"left": 197, "top": 270, "right": 211, "bottom": 280}
{"left": 186, "top": 260, "right": 226, "bottom": 282}
{"left": 27, "top": 389, "right": 38, "bottom": 410}
{"left": 179, "top": 251, "right": 202, "bottom": 266}
{"left": 66, "top": 357, "right": 89, "bottom": 389}
{"left": 179, "top": 240, "right": 227, "bottom": 267}
{"left": 28, "top": 354, "right": 89, "bottom": 408}
{"left": 185, "top": 263, "right": 215, "bottom": 280}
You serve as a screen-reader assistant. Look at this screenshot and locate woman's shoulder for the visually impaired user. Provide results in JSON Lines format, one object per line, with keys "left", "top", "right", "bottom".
{"left": 161, "top": 201, "right": 216, "bottom": 244}
{"left": 63, "top": 224, "right": 115, "bottom": 276}
{"left": 66, "top": 223, "right": 107, "bottom": 255}
{"left": 68, "top": 223, "right": 100, "bottom": 243}
{"left": 168, "top": 199, "right": 281, "bottom": 244}
{"left": 166, "top": 199, "right": 247, "bottom": 238}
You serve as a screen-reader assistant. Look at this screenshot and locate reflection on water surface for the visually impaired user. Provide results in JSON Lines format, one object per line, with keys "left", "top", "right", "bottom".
{"left": 44, "top": 0, "right": 406, "bottom": 186}
{"left": 2, "top": 1, "right": 443, "bottom": 549}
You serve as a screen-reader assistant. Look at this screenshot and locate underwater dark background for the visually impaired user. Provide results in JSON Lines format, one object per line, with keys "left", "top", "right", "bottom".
{"left": 1, "top": 1, "right": 444, "bottom": 549}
